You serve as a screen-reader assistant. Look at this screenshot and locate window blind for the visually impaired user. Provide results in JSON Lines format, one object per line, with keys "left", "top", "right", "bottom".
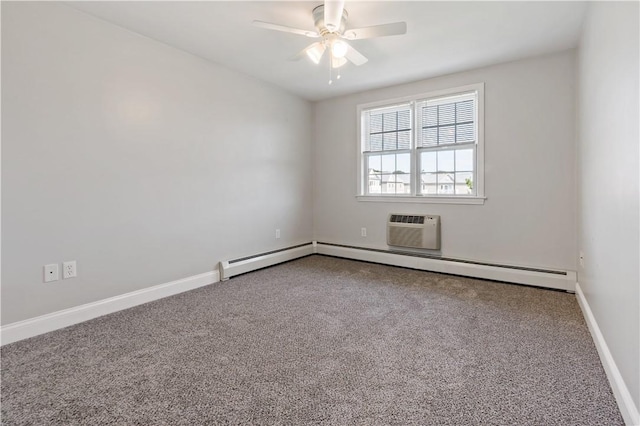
{"left": 364, "top": 104, "right": 411, "bottom": 152}
{"left": 418, "top": 94, "right": 475, "bottom": 147}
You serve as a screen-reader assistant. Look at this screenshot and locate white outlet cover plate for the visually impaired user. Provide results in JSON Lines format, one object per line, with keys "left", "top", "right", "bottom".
{"left": 63, "top": 261, "right": 77, "bottom": 279}
{"left": 44, "top": 264, "right": 59, "bottom": 282}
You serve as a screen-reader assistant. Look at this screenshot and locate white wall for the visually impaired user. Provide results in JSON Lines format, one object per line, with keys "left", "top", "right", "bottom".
{"left": 577, "top": 1, "right": 639, "bottom": 414}
{"left": 1, "top": 2, "right": 313, "bottom": 324}
{"left": 313, "top": 51, "right": 577, "bottom": 272}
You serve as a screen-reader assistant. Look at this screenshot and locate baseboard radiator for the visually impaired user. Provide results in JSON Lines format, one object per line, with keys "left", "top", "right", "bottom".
{"left": 219, "top": 241, "right": 576, "bottom": 291}
{"left": 219, "top": 243, "right": 315, "bottom": 281}
{"left": 315, "top": 242, "right": 576, "bottom": 291}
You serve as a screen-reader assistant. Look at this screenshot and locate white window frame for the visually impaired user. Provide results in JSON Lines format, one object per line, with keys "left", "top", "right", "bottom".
{"left": 356, "top": 83, "right": 485, "bottom": 205}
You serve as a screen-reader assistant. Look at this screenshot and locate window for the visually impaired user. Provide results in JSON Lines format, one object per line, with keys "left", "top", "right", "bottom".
{"left": 357, "top": 83, "right": 484, "bottom": 204}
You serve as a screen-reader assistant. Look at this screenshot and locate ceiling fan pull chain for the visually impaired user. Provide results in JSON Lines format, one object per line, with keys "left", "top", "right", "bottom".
{"left": 329, "top": 54, "right": 333, "bottom": 85}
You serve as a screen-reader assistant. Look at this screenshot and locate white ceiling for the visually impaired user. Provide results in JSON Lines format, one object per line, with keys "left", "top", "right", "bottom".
{"left": 65, "top": 1, "right": 587, "bottom": 101}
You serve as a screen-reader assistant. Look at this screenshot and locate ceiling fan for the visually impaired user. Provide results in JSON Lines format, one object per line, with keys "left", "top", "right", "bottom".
{"left": 253, "top": 1, "right": 407, "bottom": 84}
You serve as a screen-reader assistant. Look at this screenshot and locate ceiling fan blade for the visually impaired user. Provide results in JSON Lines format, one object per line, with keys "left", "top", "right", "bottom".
{"left": 252, "top": 20, "right": 319, "bottom": 38}
{"left": 344, "top": 43, "right": 368, "bottom": 66}
{"left": 290, "top": 42, "right": 327, "bottom": 64}
{"left": 324, "top": 0, "right": 345, "bottom": 32}
{"left": 343, "top": 22, "right": 407, "bottom": 40}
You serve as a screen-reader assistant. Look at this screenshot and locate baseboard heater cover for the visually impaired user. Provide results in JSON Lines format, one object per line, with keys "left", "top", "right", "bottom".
{"left": 315, "top": 242, "right": 576, "bottom": 291}
{"left": 219, "top": 243, "right": 314, "bottom": 280}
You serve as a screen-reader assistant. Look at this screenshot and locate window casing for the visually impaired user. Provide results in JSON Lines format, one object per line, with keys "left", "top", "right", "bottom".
{"left": 357, "top": 83, "right": 484, "bottom": 204}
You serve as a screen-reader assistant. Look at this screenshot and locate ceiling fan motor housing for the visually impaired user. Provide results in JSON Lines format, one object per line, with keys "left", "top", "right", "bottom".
{"left": 312, "top": 5, "right": 348, "bottom": 35}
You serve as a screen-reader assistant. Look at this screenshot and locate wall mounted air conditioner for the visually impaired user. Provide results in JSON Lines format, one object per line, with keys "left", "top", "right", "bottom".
{"left": 387, "top": 214, "right": 441, "bottom": 250}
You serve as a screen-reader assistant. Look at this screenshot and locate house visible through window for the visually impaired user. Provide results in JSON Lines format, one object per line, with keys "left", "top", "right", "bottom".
{"left": 358, "top": 83, "right": 484, "bottom": 203}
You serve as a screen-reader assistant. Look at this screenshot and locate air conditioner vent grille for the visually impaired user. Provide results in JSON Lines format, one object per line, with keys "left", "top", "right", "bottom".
{"left": 387, "top": 213, "right": 441, "bottom": 250}
{"left": 390, "top": 226, "right": 423, "bottom": 248}
{"left": 390, "top": 215, "right": 425, "bottom": 224}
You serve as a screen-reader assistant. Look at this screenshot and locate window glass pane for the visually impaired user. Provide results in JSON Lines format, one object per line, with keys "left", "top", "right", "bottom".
{"left": 370, "top": 113, "right": 383, "bottom": 133}
{"left": 421, "top": 173, "right": 437, "bottom": 194}
{"left": 381, "top": 174, "right": 392, "bottom": 194}
{"left": 398, "top": 173, "right": 411, "bottom": 194}
{"left": 380, "top": 174, "right": 410, "bottom": 194}
{"left": 455, "top": 149, "right": 474, "bottom": 171}
{"left": 456, "top": 100, "right": 474, "bottom": 122}
{"left": 437, "top": 172, "right": 455, "bottom": 194}
{"left": 455, "top": 172, "right": 474, "bottom": 195}
{"left": 420, "top": 152, "right": 474, "bottom": 195}
{"left": 381, "top": 154, "right": 396, "bottom": 174}
{"left": 383, "top": 133, "right": 396, "bottom": 150}
{"left": 396, "top": 153, "right": 410, "bottom": 174}
{"left": 438, "top": 125, "right": 455, "bottom": 145}
{"left": 397, "top": 130, "right": 410, "bottom": 150}
{"left": 369, "top": 134, "right": 382, "bottom": 151}
{"left": 437, "top": 150, "right": 454, "bottom": 172}
{"left": 438, "top": 104, "right": 455, "bottom": 125}
{"left": 383, "top": 112, "right": 397, "bottom": 132}
{"left": 367, "top": 155, "right": 382, "bottom": 173}
{"left": 367, "top": 169, "right": 382, "bottom": 194}
{"left": 372, "top": 153, "right": 412, "bottom": 194}
{"left": 378, "top": 153, "right": 411, "bottom": 175}
{"left": 421, "top": 151, "right": 436, "bottom": 173}
{"left": 456, "top": 123, "right": 474, "bottom": 143}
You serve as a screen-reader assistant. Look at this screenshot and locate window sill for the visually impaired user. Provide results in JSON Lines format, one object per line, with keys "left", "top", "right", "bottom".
{"left": 356, "top": 195, "right": 486, "bottom": 205}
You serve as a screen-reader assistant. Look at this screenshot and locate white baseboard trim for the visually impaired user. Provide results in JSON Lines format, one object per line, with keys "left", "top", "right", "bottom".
{"left": 1, "top": 270, "right": 220, "bottom": 346}
{"left": 575, "top": 282, "right": 640, "bottom": 426}
{"left": 219, "top": 243, "right": 314, "bottom": 280}
{"left": 315, "top": 242, "right": 575, "bottom": 291}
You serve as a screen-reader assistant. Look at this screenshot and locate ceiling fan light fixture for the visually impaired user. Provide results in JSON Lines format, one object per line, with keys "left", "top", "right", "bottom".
{"left": 305, "top": 42, "right": 326, "bottom": 64}
{"left": 331, "top": 40, "right": 348, "bottom": 58}
{"left": 332, "top": 56, "right": 348, "bottom": 68}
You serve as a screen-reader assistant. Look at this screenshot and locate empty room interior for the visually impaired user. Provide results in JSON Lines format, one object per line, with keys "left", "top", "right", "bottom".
{"left": 1, "top": 1, "right": 639, "bottom": 424}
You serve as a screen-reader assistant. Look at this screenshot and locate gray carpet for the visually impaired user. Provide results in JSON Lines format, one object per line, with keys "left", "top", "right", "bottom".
{"left": 1, "top": 255, "right": 623, "bottom": 425}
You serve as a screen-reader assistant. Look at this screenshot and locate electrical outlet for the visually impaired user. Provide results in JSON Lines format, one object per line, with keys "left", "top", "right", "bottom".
{"left": 275, "top": 229, "right": 281, "bottom": 239}
{"left": 63, "top": 261, "right": 77, "bottom": 279}
{"left": 44, "top": 264, "right": 59, "bottom": 283}
{"left": 361, "top": 227, "right": 367, "bottom": 237}
{"left": 579, "top": 251, "right": 584, "bottom": 268}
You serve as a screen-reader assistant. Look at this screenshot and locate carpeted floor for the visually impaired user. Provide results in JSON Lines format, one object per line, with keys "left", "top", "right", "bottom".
{"left": 1, "top": 255, "right": 623, "bottom": 425}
